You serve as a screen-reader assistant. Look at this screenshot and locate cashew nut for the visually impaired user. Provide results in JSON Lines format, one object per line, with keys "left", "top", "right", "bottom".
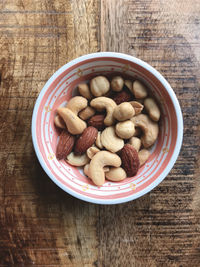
{"left": 54, "top": 115, "right": 66, "bottom": 129}
{"left": 83, "top": 164, "right": 91, "bottom": 177}
{"left": 101, "top": 126, "right": 124, "bottom": 153}
{"left": 86, "top": 146, "right": 100, "bottom": 159}
{"left": 84, "top": 163, "right": 109, "bottom": 178}
{"left": 105, "top": 167, "right": 127, "bottom": 182}
{"left": 95, "top": 131, "right": 103, "bottom": 149}
{"left": 124, "top": 80, "right": 132, "bottom": 91}
{"left": 89, "top": 151, "right": 121, "bottom": 186}
{"left": 66, "top": 96, "right": 88, "bottom": 115}
{"left": 66, "top": 152, "right": 89, "bottom": 166}
{"left": 79, "top": 106, "right": 95, "bottom": 120}
{"left": 144, "top": 98, "right": 160, "bottom": 121}
{"left": 111, "top": 76, "right": 124, "bottom": 92}
{"left": 57, "top": 107, "right": 87, "bottom": 135}
{"left": 90, "top": 76, "right": 110, "bottom": 96}
{"left": 128, "top": 137, "right": 141, "bottom": 152}
{"left": 90, "top": 97, "right": 117, "bottom": 126}
{"left": 78, "top": 83, "right": 93, "bottom": 100}
{"left": 115, "top": 120, "right": 135, "bottom": 139}
{"left": 132, "top": 80, "right": 148, "bottom": 99}
{"left": 129, "top": 101, "right": 144, "bottom": 115}
{"left": 113, "top": 102, "right": 135, "bottom": 121}
{"left": 131, "top": 114, "right": 159, "bottom": 147}
{"left": 138, "top": 149, "right": 151, "bottom": 166}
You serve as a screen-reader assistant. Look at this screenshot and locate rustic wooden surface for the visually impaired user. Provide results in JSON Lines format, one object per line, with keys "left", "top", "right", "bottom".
{"left": 0, "top": 0, "right": 199, "bottom": 266}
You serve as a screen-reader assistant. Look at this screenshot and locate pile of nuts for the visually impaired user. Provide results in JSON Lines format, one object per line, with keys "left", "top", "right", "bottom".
{"left": 54, "top": 75, "right": 160, "bottom": 186}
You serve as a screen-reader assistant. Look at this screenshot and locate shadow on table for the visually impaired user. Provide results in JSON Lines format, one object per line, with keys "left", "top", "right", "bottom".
{"left": 30, "top": 145, "right": 151, "bottom": 211}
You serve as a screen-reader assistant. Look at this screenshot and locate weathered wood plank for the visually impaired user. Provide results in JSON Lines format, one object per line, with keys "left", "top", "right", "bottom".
{"left": 0, "top": 0, "right": 100, "bottom": 266}
{"left": 0, "top": 0, "right": 200, "bottom": 266}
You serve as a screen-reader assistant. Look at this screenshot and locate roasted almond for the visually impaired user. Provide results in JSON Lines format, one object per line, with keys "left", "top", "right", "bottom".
{"left": 113, "top": 89, "right": 132, "bottom": 105}
{"left": 121, "top": 144, "right": 140, "bottom": 177}
{"left": 56, "top": 130, "right": 75, "bottom": 160}
{"left": 74, "top": 126, "right": 98, "bottom": 155}
{"left": 87, "top": 114, "right": 105, "bottom": 130}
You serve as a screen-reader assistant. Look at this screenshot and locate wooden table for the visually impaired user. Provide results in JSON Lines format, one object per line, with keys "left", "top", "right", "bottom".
{"left": 0, "top": 1, "right": 200, "bottom": 266}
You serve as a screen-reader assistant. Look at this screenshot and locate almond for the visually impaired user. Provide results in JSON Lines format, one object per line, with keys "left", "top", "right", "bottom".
{"left": 74, "top": 126, "right": 98, "bottom": 155}
{"left": 113, "top": 89, "right": 132, "bottom": 105}
{"left": 120, "top": 144, "right": 140, "bottom": 177}
{"left": 87, "top": 114, "right": 105, "bottom": 130}
{"left": 56, "top": 130, "right": 75, "bottom": 160}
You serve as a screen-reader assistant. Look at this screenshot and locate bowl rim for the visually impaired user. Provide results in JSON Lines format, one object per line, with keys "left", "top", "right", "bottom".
{"left": 32, "top": 52, "right": 183, "bottom": 205}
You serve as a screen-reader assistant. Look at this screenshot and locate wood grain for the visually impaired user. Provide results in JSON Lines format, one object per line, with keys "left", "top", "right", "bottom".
{"left": 0, "top": 0, "right": 200, "bottom": 266}
{"left": 0, "top": 0, "right": 99, "bottom": 266}
{"left": 100, "top": 0, "right": 200, "bottom": 266}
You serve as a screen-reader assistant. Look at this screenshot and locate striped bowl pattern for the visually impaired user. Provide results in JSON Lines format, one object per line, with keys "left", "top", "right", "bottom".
{"left": 32, "top": 52, "right": 183, "bottom": 204}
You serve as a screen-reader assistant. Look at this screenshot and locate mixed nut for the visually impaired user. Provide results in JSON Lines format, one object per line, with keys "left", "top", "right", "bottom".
{"left": 54, "top": 75, "right": 160, "bottom": 186}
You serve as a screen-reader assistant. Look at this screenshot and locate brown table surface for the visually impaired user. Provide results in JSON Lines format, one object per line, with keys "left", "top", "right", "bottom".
{"left": 0, "top": 0, "right": 200, "bottom": 266}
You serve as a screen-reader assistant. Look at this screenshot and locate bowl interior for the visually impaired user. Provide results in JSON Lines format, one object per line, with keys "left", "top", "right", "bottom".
{"left": 33, "top": 55, "right": 178, "bottom": 204}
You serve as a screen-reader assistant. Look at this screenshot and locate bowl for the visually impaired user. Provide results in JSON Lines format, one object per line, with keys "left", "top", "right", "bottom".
{"left": 32, "top": 52, "right": 183, "bottom": 204}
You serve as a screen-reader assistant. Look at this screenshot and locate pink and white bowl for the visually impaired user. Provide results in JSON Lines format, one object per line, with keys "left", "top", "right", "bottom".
{"left": 32, "top": 52, "right": 183, "bottom": 204}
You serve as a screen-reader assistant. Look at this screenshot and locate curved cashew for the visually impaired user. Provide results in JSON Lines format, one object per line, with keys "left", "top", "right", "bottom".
{"left": 90, "top": 76, "right": 110, "bottom": 96}
{"left": 111, "top": 76, "right": 124, "bottom": 92}
{"left": 144, "top": 98, "right": 160, "bottom": 121}
{"left": 78, "top": 83, "right": 93, "bottom": 100}
{"left": 105, "top": 167, "right": 127, "bottom": 182}
{"left": 128, "top": 137, "right": 141, "bottom": 152}
{"left": 131, "top": 114, "right": 159, "bottom": 148}
{"left": 129, "top": 101, "right": 144, "bottom": 115}
{"left": 95, "top": 131, "right": 103, "bottom": 149}
{"left": 57, "top": 107, "right": 86, "bottom": 135}
{"left": 115, "top": 120, "right": 135, "bottom": 139}
{"left": 101, "top": 126, "right": 124, "bottom": 153}
{"left": 113, "top": 102, "right": 135, "bottom": 121}
{"left": 138, "top": 149, "right": 151, "bottom": 166}
{"left": 66, "top": 152, "right": 89, "bottom": 166}
{"left": 79, "top": 106, "right": 95, "bottom": 120}
{"left": 89, "top": 151, "right": 121, "bottom": 186}
{"left": 86, "top": 146, "right": 100, "bottom": 159}
{"left": 66, "top": 96, "right": 88, "bottom": 115}
{"left": 84, "top": 163, "right": 109, "bottom": 178}
{"left": 124, "top": 80, "right": 132, "bottom": 91}
{"left": 83, "top": 164, "right": 90, "bottom": 177}
{"left": 90, "top": 97, "right": 117, "bottom": 126}
{"left": 132, "top": 80, "right": 148, "bottom": 99}
{"left": 54, "top": 115, "right": 66, "bottom": 129}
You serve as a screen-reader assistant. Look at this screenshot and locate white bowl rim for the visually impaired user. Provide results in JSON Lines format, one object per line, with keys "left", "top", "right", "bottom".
{"left": 32, "top": 52, "right": 183, "bottom": 205}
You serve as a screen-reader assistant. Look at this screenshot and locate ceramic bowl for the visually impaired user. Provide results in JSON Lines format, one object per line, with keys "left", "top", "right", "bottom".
{"left": 32, "top": 52, "right": 183, "bottom": 204}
